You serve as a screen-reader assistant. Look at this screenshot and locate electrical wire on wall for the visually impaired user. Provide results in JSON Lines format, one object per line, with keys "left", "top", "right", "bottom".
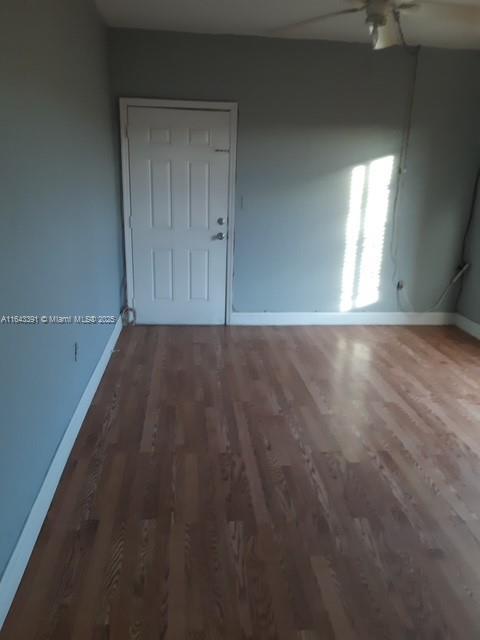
{"left": 390, "top": 43, "right": 474, "bottom": 313}
{"left": 393, "top": 9, "right": 409, "bottom": 50}
{"left": 389, "top": 44, "right": 420, "bottom": 294}
{"left": 455, "top": 167, "right": 480, "bottom": 307}
{"left": 460, "top": 169, "right": 480, "bottom": 262}
{"left": 399, "top": 263, "right": 471, "bottom": 313}
{"left": 396, "top": 171, "right": 477, "bottom": 312}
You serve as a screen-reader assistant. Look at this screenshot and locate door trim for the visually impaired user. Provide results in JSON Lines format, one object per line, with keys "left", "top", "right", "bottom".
{"left": 119, "top": 98, "right": 238, "bottom": 325}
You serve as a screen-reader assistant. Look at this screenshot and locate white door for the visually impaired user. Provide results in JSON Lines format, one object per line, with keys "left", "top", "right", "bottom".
{"left": 126, "top": 106, "right": 232, "bottom": 324}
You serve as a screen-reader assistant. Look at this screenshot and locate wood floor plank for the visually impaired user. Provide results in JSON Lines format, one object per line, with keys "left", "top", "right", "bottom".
{"left": 2, "top": 325, "right": 480, "bottom": 639}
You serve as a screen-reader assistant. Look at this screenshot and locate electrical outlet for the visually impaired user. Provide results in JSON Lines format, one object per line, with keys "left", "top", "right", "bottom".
{"left": 74, "top": 341, "right": 79, "bottom": 362}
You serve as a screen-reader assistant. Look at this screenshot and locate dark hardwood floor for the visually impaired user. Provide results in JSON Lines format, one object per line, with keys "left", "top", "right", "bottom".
{"left": 2, "top": 325, "right": 480, "bottom": 639}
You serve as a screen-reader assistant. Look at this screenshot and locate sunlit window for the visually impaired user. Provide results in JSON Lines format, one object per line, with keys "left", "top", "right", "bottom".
{"left": 340, "top": 155, "right": 394, "bottom": 312}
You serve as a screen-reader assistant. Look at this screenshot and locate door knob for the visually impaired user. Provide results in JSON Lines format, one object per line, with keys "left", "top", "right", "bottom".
{"left": 214, "top": 232, "right": 225, "bottom": 240}
{"left": 217, "top": 217, "right": 226, "bottom": 225}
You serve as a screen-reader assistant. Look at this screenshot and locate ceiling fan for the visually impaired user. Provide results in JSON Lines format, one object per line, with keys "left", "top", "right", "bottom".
{"left": 270, "top": 0, "right": 440, "bottom": 50}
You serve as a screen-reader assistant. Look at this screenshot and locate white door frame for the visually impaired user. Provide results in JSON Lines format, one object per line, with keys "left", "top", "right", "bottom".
{"left": 119, "top": 98, "right": 238, "bottom": 325}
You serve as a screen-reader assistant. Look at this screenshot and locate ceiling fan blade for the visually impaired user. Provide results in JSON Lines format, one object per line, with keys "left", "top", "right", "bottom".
{"left": 395, "top": 1, "right": 420, "bottom": 11}
{"left": 372, "top": 10, "right": 403, "bottom": 49}
{"left": 413, "top": 0, "right": 480, "bottom": 22}
{"left": 271, "top": 7, "right": 365, "bottom": 36}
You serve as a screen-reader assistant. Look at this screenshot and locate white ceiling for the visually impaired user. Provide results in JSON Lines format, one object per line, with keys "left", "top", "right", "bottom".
{"left": 96, "top": 0, "right": 480, "bottom": 49}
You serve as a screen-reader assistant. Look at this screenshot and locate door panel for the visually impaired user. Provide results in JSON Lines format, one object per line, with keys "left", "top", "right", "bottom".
{"left": 127, "top": 107, "right": 231, "bottom": 324}
{"left": 150, "top": 161, "right": 172, "bottom": 229}
{"left": 152, "top": 249, "right": 173, "bottom": 300}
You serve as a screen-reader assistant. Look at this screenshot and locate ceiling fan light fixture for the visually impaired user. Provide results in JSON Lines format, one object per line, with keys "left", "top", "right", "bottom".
{"left": 368, "top": 10, "right": 403, "bottom": 49}
{"left": 369, "top": 22, "right": 380, "bottom": 48}
{"left": 271, "top": 0, "right": 415, "bottom": 51}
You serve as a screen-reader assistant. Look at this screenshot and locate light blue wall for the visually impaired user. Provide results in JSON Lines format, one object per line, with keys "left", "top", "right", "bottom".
{"left": 0, "top": 0, "right": 123, "bottom": 576}
{"left": 1, "top": 15, "right": 478, "bottom": 581}
{"left": 398, "top": 50, "right": 480, "bottom": 313}
{"left": 458, "top": 196, "right": 480, "bottom": 324}
{"left": 108, "top": 29, "right": 480, "bottom": 313}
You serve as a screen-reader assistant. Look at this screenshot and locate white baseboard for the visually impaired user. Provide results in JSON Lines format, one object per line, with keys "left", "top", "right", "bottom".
{"left": 230, "top": 312, "right": 455, "bottom": 326}
{"left": 454, "top": 313, "right": 480, "bottom": 340}
{"left": 0, "top": 316, "right": 122, "bottom": 630}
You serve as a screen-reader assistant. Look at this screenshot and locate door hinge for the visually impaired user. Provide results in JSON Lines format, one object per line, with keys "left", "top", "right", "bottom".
{"left": 128, "top": 215, "right": 133, "bottom": 229}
